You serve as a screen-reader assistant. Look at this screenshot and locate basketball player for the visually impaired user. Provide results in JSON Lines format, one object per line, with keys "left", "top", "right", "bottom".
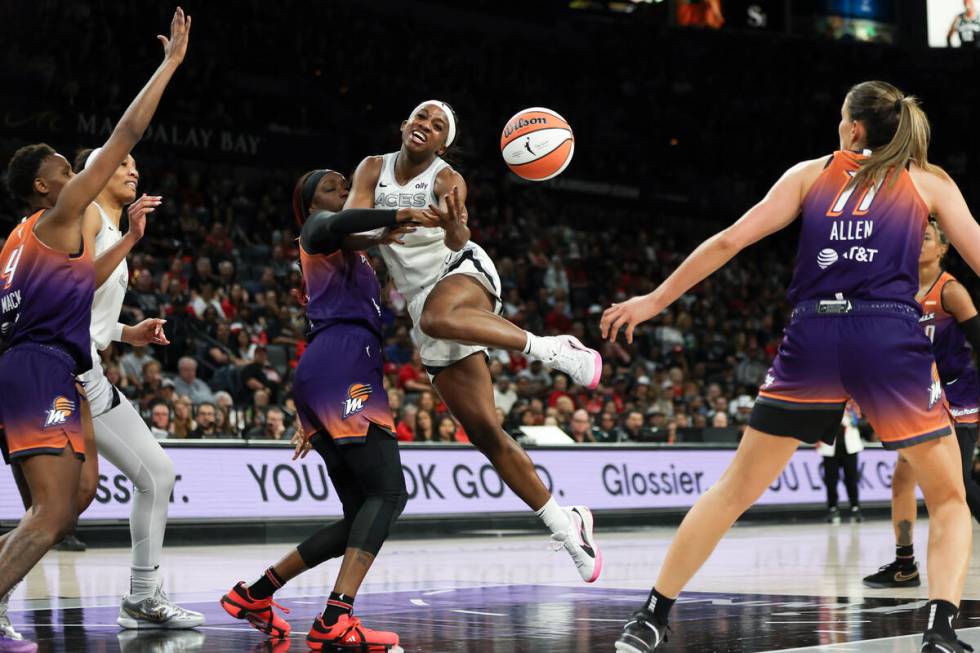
{"left": 345, "top": 101, "right": 602, "bottom": 582}
{"left": 862, "top": 219, "right": 980, "bottom": 590}
{"left": 70, "top": 147, "right": 201, "bottom": 628}
{"left": 0, "top": 9, "right": 189, "bottom": 652}
{"left": 221, "top": 169, "right": 433, "bottom": 650}
{"left": 947, "top": 0, "right": 980, "bottom": 47}
{"left": 603, "top": 81, "right": 976, "bottom": 652}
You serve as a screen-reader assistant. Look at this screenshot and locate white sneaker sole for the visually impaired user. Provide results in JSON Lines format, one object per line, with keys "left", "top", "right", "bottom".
{"left": 570, "top": 506, "right": 602, "bottom": 583}
{"left": 117, "top": 613, "right": 205, "bottom": 630}
{"left": 563, "top": 337, "right": 603, "bottom": 390}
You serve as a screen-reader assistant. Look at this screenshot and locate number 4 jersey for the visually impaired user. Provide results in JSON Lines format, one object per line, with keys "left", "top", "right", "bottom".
{"left": 0, "top": 210, "right": 95, "bottom": 373}
{"left": 919, "top": 271, "right": 980, "bottom": 424}
{"left": 787, "top": 150, "right": 929, "bottom": 309}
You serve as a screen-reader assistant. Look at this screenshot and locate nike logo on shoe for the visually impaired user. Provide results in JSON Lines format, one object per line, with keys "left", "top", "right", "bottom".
{"left": 894, "top": 571, "right": 918, "bottom": 582}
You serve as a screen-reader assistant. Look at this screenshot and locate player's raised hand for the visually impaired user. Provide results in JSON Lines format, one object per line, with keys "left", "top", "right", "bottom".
{"left": 600, "top": 294, "right": 660, "bottom": 344}
{"left": 158, "top": 6, "right": 192, "bottom": 65}
{"left": 124, "top": 318, "right": 170, "bottom": 346}
{"left": 126, "top": 194, "right": 162, "bottom": 241}
{"left": 425, "top": 186, "right": 467, "bottom": 228}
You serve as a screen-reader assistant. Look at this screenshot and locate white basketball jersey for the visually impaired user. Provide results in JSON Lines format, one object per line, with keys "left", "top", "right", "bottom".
{"left": 373, "top": 152, "right": 450, "bottom": 302}
{"left": 90, "top": 202, "right": 128, "bottom": 350}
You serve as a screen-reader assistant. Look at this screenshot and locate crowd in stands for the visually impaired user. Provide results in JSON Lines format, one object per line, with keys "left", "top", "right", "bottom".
{"left": 3, "top": 1, "right": 980, "bottom": 443}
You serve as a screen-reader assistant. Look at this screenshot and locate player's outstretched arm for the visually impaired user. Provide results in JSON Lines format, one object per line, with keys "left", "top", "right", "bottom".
{"left": 930, "top": 169, "right": 980, "bottom": 287}
{"left": 38, "top": 8, "right": 190, "bottom": 251}
{"left": 600, "top": 157, "right": 825, "bottom": 343}
{"left": 344, "top": 157, "right": 384, "bottom": 210}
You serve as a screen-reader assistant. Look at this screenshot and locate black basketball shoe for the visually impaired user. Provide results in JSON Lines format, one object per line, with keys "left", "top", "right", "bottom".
{"left": 862, "top": 559, "right": 920, "bottom": 588}
{"left": 921, "top": 632, "right": 973, "bottom": 652}
{"left": 615, "top": 609, "right": 669, "bottom": 653}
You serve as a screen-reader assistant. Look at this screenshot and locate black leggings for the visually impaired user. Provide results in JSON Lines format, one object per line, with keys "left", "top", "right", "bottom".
{"left": 296, "top": 425, "right": 407, "bottom": 567}
{"left": 823, "top": 436, "right": 860, "bottom": 510}
{"left": 955, "top": 425, "right": 980, "bottom": 521}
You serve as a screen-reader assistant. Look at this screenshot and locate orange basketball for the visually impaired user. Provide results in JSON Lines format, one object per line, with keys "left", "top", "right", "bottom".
{"left": 500, "top": 107, "right": 574, "bottom": 181}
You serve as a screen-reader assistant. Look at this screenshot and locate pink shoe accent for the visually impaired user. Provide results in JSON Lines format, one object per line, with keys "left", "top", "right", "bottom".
{"left": 589, "top": 350, "right": 602, "bottom": 390}
{"left": 588, "top": 547, "right": 603, "bottom": 583}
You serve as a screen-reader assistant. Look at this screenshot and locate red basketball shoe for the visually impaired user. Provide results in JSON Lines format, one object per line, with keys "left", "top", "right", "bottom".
{"left": 306, "top": 614, "right": 399, "bottom": 651}
{"left": 219, "top": 582, "right": 291, "bottom": 638}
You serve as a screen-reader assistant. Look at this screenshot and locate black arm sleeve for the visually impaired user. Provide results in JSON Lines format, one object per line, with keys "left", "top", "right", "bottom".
{"left": 960, "top": 315, "right": 980, "bottom": 356}
{"left": 299, "top": 208, "right": 399, "bottom": 256}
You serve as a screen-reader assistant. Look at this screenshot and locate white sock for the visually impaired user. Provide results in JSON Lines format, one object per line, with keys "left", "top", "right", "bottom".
{"left": 524, "top": 331, "right": 553, "bottom": 360}
{"left": 536, "top": 497, "right": 572, "bottom": 536}
{"left": 130, "top": 566, "right": 161, "bottom": 601}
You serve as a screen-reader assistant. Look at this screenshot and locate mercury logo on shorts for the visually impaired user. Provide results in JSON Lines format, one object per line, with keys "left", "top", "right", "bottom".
{"left": 43, "top": 396, "right": 75, "bottom": 429}
{"left": 342, "top": 384, "right": 373, "bottom": 419}
{"left": 928, "top": 378, "right": 942, "bottom": 410}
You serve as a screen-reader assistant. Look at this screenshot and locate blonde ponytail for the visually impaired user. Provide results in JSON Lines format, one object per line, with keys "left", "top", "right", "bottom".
{"left": 845, "top": 81, "right": 941, "bottom": 191}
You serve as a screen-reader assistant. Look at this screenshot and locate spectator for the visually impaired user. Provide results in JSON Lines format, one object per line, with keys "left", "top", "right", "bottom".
{"left": 436, "top": 416, "right": 458, "bottom": 443}
{"left": 214, "top": 391, "right": 243, "bottom": 437}
{"left": 174, "top": 357, "right": 215, "bottom": 404}
{"left": 248, "top": 406, "right": 289, "bottom": 440}
{"left": 711, "top": 411, "right": 730, "bottom": 428}
{"left": 159, "top": 377, "right": 177, "bottom": 407}
{"left": 148, "top": 400, "right": 172, "bottom": 439}
{"left": 568, "top": 409, "right": 597, "bottom": 443}
{"left": 396, "top": 404, "right": 418, "bottom": 442}
{"left": 615, "top": 411, "right": 651, "bottom": 442}
{"left": 517, "top": 359, "right": 551, "bottom": 395}
{"left": 417, "top": 390, "right": 437, "bottom": 416}
{"left": 241, "top": 345, "right": 282, "bottom": 401}
{"left": 494, "top": 376, "right": 518, "bottom": 414}
{"left": 121, "top": 346, "right": 157, "bottom": 385}
{"left": 171, "top": 396, "right": 195, "bottom": 438}
{"left": 595, "top": 412, "right": 620, "bottom": 443}
{"left": 730, "top": 395, "right": 754, "bottom": 426}
{"left": 142, "top": 360, "right": 164, "bottom": 396}
{"left": 398, "top": 350, "right": 431, "bottom": 393}
{"left": 416, "top": 410, "right": 436, "bottom": 442}
{"left": 189, "top": 402, "right": 219, "bottom": 438}
{"left": 547, "top": 374, "right": 573, "bottom": 408}
{"left": 214, "top": 405, "right": 234, "bottom": 438}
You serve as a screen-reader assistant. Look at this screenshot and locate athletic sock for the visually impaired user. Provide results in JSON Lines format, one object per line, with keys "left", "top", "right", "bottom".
{"left": 896, "top": 544, "right": 914, "bottom": 567}
{"left": 523, "top": 331, "right": 553, "bottom": 360}
{"left": 130, "top": 566, "right": 160, "bottom": 601}
{"left": 322, "top": 592, "right": 354, "bottom": 626}
{"left": 248, "top": 566, "right": 286, "bottom": 600}
{"left": 646, "top": 587, "right": 676, "bottom": 626}
{"left": 925, "top": 599, "right": 958, "bottom": 640}
{"left": 536, "top": 497, "right": 572, "bottom": 536}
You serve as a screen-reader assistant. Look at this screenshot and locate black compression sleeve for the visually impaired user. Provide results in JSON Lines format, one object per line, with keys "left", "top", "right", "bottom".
{"left": 300, "top": 208, "right": 399, "bottom": 256}
{"left": 960, "top": 315, "right": 980, "bottom": 354}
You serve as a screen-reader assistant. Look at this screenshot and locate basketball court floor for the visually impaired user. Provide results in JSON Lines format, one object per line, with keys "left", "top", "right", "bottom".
{"left": 9, "top": 518, "right": 980, "bottom": 652}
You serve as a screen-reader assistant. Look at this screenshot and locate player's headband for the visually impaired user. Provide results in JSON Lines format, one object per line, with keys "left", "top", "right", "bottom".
{"left": 83, "top": 147, "right": 103, "bottom": 171}
{"left": 301, "top": 169, "right": 336, "bottom": 216}
{"left": 408, "top": 100, "right": 457, "bottom": 148}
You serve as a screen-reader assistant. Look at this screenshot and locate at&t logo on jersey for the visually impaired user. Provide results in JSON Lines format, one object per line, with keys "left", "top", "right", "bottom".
{"left": 817, "top": 248, "right": 838, "bottom": 269}
{"left": 43, "top": 396, "right": 76, "bottom": 429}
{"left": 342, "top": 383, "right": 373, "bottom": 419}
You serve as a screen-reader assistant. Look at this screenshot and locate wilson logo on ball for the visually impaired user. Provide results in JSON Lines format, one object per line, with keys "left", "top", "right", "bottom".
{"left": 500, "top": 107, "right": 574, "bottom": 181}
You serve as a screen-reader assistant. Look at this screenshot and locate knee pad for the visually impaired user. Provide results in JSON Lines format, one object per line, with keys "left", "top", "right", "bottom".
{"left": 297, "top": 520, "right": 351, "bottom": 568}
{"left": 347, "top": 491, "right": 406, "bottom": 556}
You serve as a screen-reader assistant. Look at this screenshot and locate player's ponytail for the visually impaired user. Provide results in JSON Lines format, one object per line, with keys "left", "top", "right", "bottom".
{"left": 846, "top": 81, "right": 940, "bottom": 191}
